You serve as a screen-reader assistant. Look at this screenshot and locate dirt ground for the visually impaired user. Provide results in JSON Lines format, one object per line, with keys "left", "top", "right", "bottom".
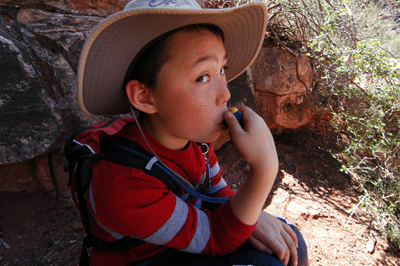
{"left": 0, "top": 128, "right": 399, "bottom": 266}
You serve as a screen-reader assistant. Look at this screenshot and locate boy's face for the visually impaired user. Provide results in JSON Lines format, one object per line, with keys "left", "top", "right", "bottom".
{"left": 147, "top": 29, "right": 231, "bottom": 150}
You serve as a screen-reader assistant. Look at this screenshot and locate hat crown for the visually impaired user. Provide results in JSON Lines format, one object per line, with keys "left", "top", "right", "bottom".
{"left": 124, "top": 0, "right": 202, "bottom": 10}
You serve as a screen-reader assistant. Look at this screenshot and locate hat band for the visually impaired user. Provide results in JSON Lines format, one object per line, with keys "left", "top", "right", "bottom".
{"left": 125, "top": 0, "right": 202, "bottom": 10}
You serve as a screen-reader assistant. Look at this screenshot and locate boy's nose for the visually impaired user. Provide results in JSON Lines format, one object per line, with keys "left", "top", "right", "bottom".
{"left": 216, "top": 79, "right": 231, "bottom": 106}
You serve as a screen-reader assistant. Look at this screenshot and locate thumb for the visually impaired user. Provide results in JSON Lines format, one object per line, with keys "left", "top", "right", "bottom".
{"left": 224, "top": 110, "right": 243, "bottom": 137}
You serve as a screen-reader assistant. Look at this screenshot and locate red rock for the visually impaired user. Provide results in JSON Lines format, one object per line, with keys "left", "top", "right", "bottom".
{"left": 252, "top": 44, "right": 313, "bottom": 129}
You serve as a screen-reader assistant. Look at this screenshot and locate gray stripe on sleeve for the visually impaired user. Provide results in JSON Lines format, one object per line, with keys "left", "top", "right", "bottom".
{"left": 180, "top": 207, "right": 210, "bottom": 254}
{"left": 207, "top": 178, "right": 227, "bottom": 195}
{"left": 209, "top": 163, "right": 220, "bottom": 178}
{"left": 143, "top": 195, "right": 189, "bottom": 245}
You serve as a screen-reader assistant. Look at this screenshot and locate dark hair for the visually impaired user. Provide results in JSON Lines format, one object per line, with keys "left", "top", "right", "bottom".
{"left": 123, "top": 24, "right": 224, "bottom": 91}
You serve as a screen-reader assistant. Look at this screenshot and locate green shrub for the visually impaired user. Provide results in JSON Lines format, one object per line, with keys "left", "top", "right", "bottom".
{"left": 263, "top": 0, "right": 400, "bottom": 250}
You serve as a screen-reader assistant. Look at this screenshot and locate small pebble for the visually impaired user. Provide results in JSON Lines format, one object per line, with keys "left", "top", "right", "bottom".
{"left": 72, "top": 221, "right": 83, "bottom": 230}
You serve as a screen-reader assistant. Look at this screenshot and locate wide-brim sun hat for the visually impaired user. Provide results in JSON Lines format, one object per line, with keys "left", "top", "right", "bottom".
{"left": 78, "top": 0, "right": 268, "bottom": 116}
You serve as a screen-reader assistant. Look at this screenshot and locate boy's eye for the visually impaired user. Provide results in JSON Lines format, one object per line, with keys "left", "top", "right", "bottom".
{"left": 196, "top": 67, "right": 228, "bottom": 83}
{"left": 196, "top": 74, "right": 210, "bottom": 83}
{"left": 220, "top": 66, "right": 228, "bottom": 76}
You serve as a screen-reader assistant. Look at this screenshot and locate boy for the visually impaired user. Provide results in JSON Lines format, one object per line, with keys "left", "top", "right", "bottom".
{"left": 77, "top": 0, "right": 308, "bottom": 265}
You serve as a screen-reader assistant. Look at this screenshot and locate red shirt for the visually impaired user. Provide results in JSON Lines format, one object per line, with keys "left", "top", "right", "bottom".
{"left": 85, "top": 120, "right": 256, "bottom": 265}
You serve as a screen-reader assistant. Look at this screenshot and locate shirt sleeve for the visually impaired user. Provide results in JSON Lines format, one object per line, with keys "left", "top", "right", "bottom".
{"left": 88, "top": 160, "right": 255, "bottom": 257}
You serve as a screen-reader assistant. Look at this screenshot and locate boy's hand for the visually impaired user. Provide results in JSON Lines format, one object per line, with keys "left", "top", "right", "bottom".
{"left": 224, "top": 106, "right": 278, "bottom": 172}
{"left": 248, "top": 212, "right": 299, "bottom": 266}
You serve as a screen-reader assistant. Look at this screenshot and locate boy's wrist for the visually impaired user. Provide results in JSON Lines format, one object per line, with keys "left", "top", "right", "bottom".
{"left": 248, "top": 154, "right": 278, "bottom": 173}
{"left": 249, "top": 160, "right": 278, "bottom": 179}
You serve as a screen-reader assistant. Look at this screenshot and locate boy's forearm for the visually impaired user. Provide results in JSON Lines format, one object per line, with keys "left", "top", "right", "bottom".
{"left": 230, "top": 163, "right": 278, "bottom": 225}
{"left": 224, "top": 106, "right": 279, "bottom": 225}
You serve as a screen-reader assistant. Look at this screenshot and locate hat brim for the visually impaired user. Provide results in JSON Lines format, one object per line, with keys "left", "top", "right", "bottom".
{"left": 78, "top": 2, "right": 267, "bottom": 116}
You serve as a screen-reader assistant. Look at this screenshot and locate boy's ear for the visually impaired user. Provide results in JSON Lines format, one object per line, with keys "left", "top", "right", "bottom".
{"left": 125, "top": 80, "right": 157, "bottom": 114}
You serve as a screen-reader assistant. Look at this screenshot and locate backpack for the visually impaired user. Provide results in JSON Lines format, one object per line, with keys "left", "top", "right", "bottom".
{"left": 62, "top": 117, "right": 230, "bottom": 265}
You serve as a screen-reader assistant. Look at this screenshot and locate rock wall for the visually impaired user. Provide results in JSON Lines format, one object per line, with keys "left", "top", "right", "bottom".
{"left": 0, "top": 1, "right": 117, "bottom": 195}
{"left": 0, "top": 7, "right": 110, "bottom": 166}
{"left": 0, "top": 0, "right": 314, "bottom": 194}
{"left": 0, "top": 0, "right": 128, "bottom": 16}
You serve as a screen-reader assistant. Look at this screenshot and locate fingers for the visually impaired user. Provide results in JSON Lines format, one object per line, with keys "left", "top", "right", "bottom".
{"left": 269, "top": 234, "right": 290, "bottom": 265}
{"left": 277, "top": 228, "right": 298, "bottom": 266}
{"left": 251, "top": 219, "right": 299, "bottom": 266}
{"left": 268, "top": 226, "right": 297, "bottom": 266}
{"left": 283, "top": 231, "right": 298, "bottom": 266}
{"left": 224, "top": 110, "right": 246, "bottom": 151}
{"left": 251, "top": 227, "right": 292, "bottom": 265}
{"left": 224, "top": 105, "right": 277, "bottom": 169}
{"left": 284, "top": 224, "right": 299, "bottom": 249}
{"left": 237, "top": 105, "right": 262, "bottom": 133}
{"left": 224, "top": 105, "right": 253, "bottom": 133}
{"left": 247, "top": 235, "right": 273, "bottom": 255}
{"left": 283, "top": 225, "right": 299, "bottom": 266}
{"left": 236, "top": 105, "right": 251, "bottom": 128}
{"left": 224, "top": 110, "right": 242, "bottom": 134}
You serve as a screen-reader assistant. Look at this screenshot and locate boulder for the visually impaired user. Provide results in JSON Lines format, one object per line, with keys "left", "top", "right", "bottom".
{"left": 0, "top": 0, "right": 128, "bottom": 16}
{"left": 0, "top": 9, "right": 104, "bottom": 165}
{"left": 16, "top": 8, "right": 102, "bottom": 72}
{"left": 0, "top": 17, "right": 62, "bottom": 164}
{"left": 252, "top": 43, "right": 313, "bottom": 130}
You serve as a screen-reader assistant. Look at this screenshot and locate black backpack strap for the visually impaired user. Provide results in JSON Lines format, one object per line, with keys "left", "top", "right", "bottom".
{"left": 99, "top": 137, "right": 180, "bottom": 193}
{"left": 62, "top": 117, "right": 121, "bottom": 186}
{"left": 79, "top": 241, "right": 90, "bottom": 266}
